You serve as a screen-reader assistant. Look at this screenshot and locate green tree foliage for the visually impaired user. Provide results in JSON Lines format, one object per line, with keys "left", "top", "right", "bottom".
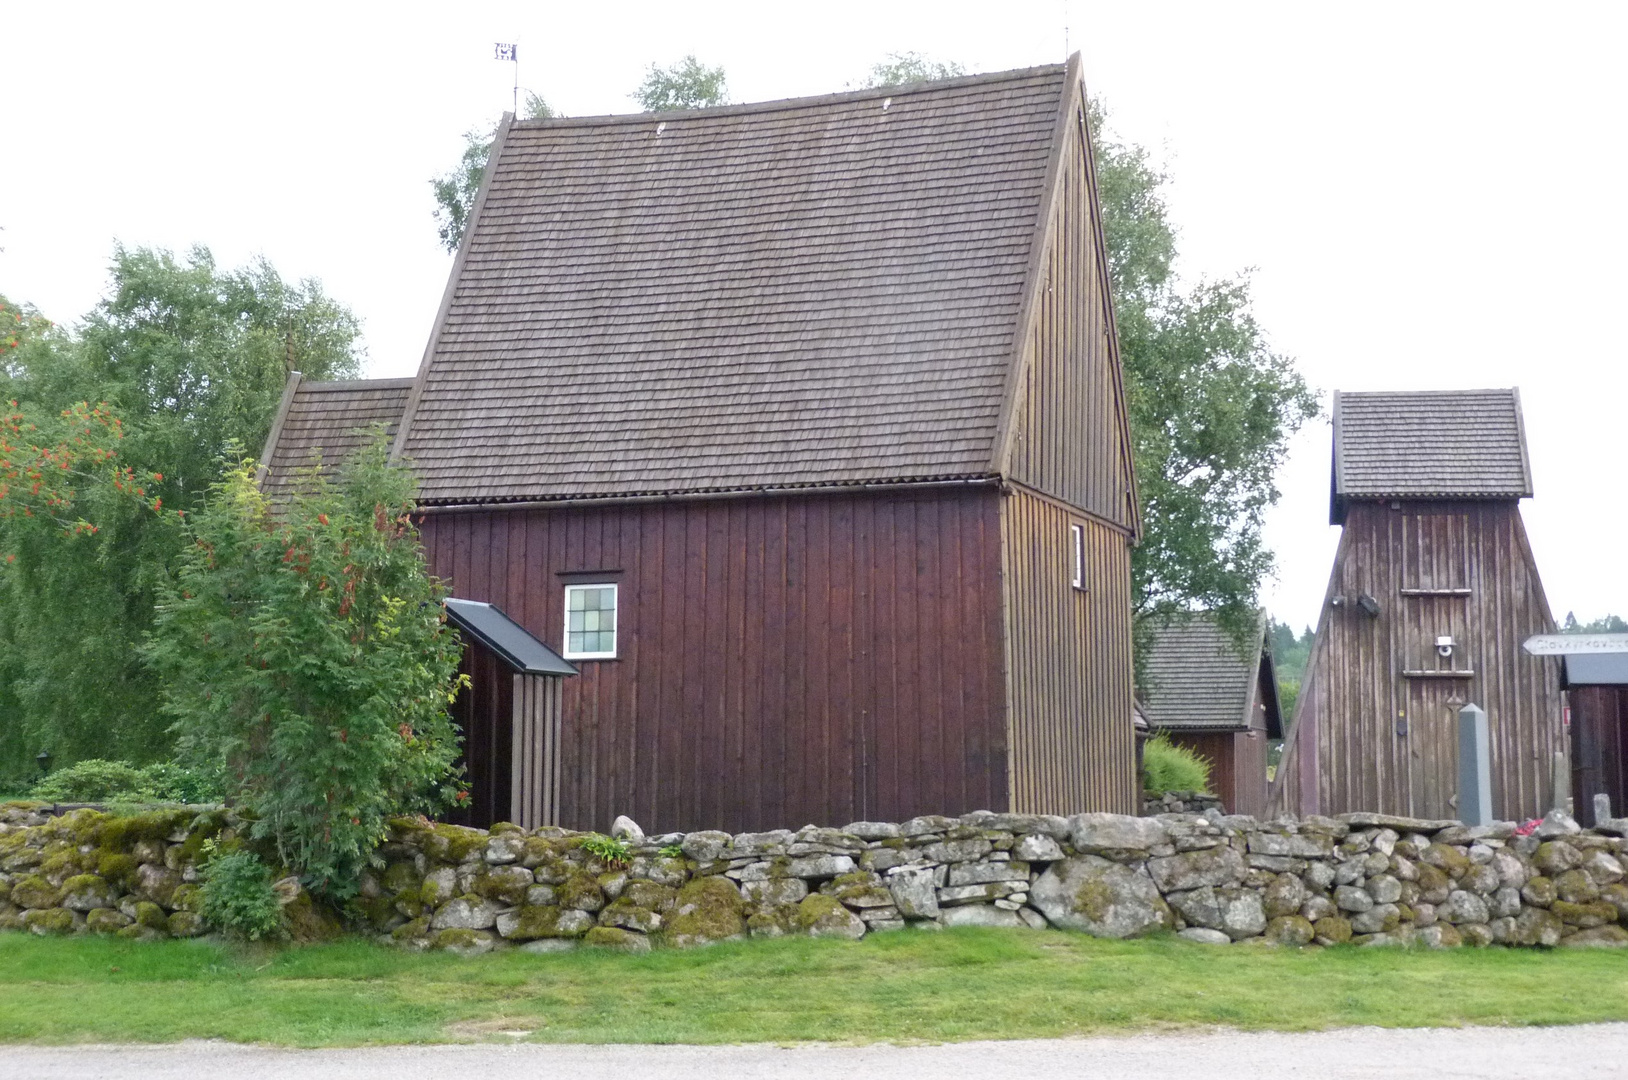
{"left": 1091, "top": 104, "right": 1319, "bottom": 651}
{"left": 864, "top": 52, "right": 965, "bottom": 88}
{"left": 146, "top": 434, "right": 465, "bottom": 895}
{"left": 0, "top": 251, "right": 363, "bottom": 775}
{"left": 1269, "top": 619, "right": 1315, "bottom": 720}
{"left": 634, "top": 55, "right": 728, "bottom": 112}
{"left": 1564, "top": 612, "right": 1628, "bottom": 634}
{"left": 430, "top": 93, "right": 556, "bottom": 254}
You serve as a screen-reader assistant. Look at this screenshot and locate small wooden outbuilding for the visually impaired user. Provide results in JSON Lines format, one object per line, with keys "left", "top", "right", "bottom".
{"left": 1140, "top": 613, "right": 1282, "bottom": 817}
{"left": 265, "top": 58, "right": 1144, "bottom": 833}
{"left": 1524, "top": 634, "right": 1628, "bottom": 827}
{"left": 1271, "top": 389, "right": 1563, "bottom": 820}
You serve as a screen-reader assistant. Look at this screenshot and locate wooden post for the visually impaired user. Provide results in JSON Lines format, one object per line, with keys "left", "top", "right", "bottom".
{"left": 1458, "top": 703, "right": 1492, "bottom": 826}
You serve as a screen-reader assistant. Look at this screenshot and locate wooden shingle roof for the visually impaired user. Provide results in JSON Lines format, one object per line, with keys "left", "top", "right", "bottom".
{"left": 1331, "top": 388, "right": 1532, "bottom": 523}
{"left": 393, "top": 63, "right": 1074, "bottom": 504}
{"left": 1141, "top": 612, "right": 1277, "bottom": 735}
{"left": 258, "top": 373, "right": 415, "bottom": 496}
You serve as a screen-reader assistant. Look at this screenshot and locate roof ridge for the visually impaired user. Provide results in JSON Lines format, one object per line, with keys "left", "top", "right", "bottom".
{"left": 510, "top": 62, "right": 1069, "bottom": 129}
{"left": 300, "top": 377, "right": 417, "bottom": 391}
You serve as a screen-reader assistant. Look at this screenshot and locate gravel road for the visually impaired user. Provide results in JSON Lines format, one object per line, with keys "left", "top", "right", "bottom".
{"left": 7, "top": 1025, "right": 1628, "bottom": 1080}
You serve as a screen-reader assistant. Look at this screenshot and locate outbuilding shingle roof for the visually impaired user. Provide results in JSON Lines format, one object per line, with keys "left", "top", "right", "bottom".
{"left": 258, "top": 375, "right": 415, "bottom": 497}
{"left": 1331, "top": 388, "right": 1532, "bottom": 523}
{"left": 1141, "top": 612, "right": 1277, "bottom": 734}
{"left": 392, "top": 64, "right": 1073, "bottom": 504}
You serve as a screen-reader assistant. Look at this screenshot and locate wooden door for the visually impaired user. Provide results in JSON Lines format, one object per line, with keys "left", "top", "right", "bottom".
{"left": 1398, "top": 509, "right": 1473, "bottom": 817}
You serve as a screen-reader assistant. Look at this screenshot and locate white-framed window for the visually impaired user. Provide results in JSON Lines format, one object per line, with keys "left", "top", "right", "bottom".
{"left": 1070, "top": 524, "right": 1085, "bottom": 591}
{"left": 563, "top": 583, "right": 618, "bottom": 659}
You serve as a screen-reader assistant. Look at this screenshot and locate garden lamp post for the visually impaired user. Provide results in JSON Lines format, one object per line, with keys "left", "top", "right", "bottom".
{"left": 35, "top": 749, "right": 51, "bottom": 776}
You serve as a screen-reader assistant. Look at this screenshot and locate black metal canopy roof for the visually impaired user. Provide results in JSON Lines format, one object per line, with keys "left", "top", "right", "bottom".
{"left": 445, "top": 598, "right": 577, "bottom": 676}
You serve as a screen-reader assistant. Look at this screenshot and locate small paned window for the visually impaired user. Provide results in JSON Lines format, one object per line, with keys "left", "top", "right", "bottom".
{"left": 1070, "top": 524, "right": 1085, "bottom": 591}
{"left": 563, "top": 583, "right": 618, "bottom": 659}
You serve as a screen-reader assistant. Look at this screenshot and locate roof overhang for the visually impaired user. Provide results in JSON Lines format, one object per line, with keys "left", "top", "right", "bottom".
{"left": 445, "top": 599, "right": 577, "bottom": 676}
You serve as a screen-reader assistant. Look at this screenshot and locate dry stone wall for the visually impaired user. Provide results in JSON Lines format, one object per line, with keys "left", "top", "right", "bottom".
{"left": 5, "top": 801, "right": 1628, "bottom": 951}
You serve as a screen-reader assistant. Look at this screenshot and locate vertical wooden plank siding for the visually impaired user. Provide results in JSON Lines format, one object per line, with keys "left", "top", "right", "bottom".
{"left": 419, "top": 486, "right": 1008, "bottom": 834}
{"left": 1006, "top": 104, "right": 1135, "bottom": 532}
{"left": 1270, "top": 500, "right": 1561, "bottom": 820}
{"left": 999, "top": 489, "right": 1136, "bottom": 815}
{"left": 1571, "top": 686, "right": 1628, "bottom": 828}
{"left": 443, "top": 640, "right": 514, "bottom": 830}
{"left": 507, "top": 673, "right": 564, "bottom": 829}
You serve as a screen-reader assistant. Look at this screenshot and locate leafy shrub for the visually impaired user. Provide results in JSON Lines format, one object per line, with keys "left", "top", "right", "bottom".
{"left": 28, "top": 758, "right": 222, "bottom": 803}
{"left": 146, "top": 432, "right": 464, "bottom": 897}
{"left": 31, "top": 759, "right": 151, "bottom": 802}
{"left": 199, "top": 850, "right": 285, "bottom": 941}
{"left": 579, "top": 834, "right": 631, "bottom": 867}
{"left": 1142, "top": 734, "right": 1212, "bottom": 795}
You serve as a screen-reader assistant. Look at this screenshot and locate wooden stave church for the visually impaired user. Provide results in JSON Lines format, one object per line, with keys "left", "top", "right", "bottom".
{"left": 263, "top": 57, "right": 1144, "bottom": 833}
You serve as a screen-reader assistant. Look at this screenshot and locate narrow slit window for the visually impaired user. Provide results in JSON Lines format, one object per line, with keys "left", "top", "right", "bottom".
{"left": 1070, "top": 524, "right": 1085, "bottom": 591}
{"left": 563, "top": 583, "right": 618, "bottom": 659}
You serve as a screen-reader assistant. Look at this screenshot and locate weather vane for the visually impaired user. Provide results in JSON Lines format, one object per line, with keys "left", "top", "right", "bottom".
{"left": 495, "top": 42, "right": 518, "bottom": 115}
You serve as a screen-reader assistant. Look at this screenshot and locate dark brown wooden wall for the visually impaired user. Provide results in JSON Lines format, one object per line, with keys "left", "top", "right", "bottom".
{"left": 444, "top": 639, "right": 514, "bottom": 830}
{"left": 1271, "top": 500, "right": 1561, "bottom": 820}
{"left": 1571, "top": 685, "right": 1628, "bottom": 828}
{"left": 419, "top": 486, "right": 1008, "bottom": 834}
{"left": 1001, "top": 488, "right": 1136, "bottom": 815}
{"left": 1005, "top": 101, "right": 1135, "bottom": 531}
{"left": 1169, "top": 730, "right": 1269, "bottom": 818}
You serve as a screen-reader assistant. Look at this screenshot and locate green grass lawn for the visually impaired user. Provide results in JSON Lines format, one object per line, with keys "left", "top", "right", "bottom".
{"left": 2, "top": 928, "right": 1627, "bottom": 1046}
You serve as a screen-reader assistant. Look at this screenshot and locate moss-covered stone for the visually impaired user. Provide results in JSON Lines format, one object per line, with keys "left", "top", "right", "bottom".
{"left": 746, "top": 905, "right": 799, "bottom": 938}
{"left": 22, "top": 908, "right": 77, "bottom": 935}
{"left": 433, "top": 928, "right": 496, "bottom": 954}
{"left": 1555, "top": 868, "right": 1600, "bottom": 904}
{"left": 96, "top": 852, "right": 141, "bottom": 891}
{"left": 496, "top": 903, "right": 595, "bottom": 941}
{"left": 558, "top": 871, "right": 606, "bottom": 913}
{"left": 599, "top": 897, "right": 663, "bottom": 933}
{"left": 391, "top": 916, "right": 431, "bottom": 942}
{"left": 1562, "top": 925, "right": 1628, "bottom": 947}
{"left": 91, "top": 809, "right": 195, "bottom": 853}
{"left": 85, "top": 907, "right": 133, "bottom": 934}
{"left": 1414, "top": 863, "right": 1451, "bottom": 904}
{"left": 1263, "top": 915, "right": 1315, "bottom": 946}
{"left": 1601, "top": 882, "right": 1628, "bottom": 920}
{"left": 1421, "top": 843, "right": 1471, "bottom": 879}
{"left": 133, "top": 901, "right": 168, "bottom": 929}
{"left": 1522, "top": 875, "right": 1558, "bottom": 907}
{"left": 395, "top": 819, "right": 489, "bottom": 864}
{"left": 59, "top": 873, "right": 112, "bottom": 912}
{"left": 1459, "top": 923, "right": 1494, "bottom": 947}
{"left": 11, "top": 874, "right": 59, "bottom": 909}
{"left": 664, "top": 875, "right": 746, "bottom": 946}
{"left": 356, "top": 895, "right": 402, "bottom": 930}
{"left": 583, "top": 926, "right": 652, "bottom": 952}
{"left": 472, "top": 865, "right": 534, "bottom": 906}
{"left": 1313, "top": 915, "right": 1353, "bottom": 945}
{"left": 793, "top": 893, "right": 866, "bottom": 939}
{"left": 167, "top": 911, "right": 206, "bottom": 938}
{"left": 169, "top": 883, "right": 203, "bottom": 913}
{"left": 116, "top": 924, "right": 167, "bottom": 941}
{"left": 381, "top": 861, "right": 420, "bottom": 894}
{"left": 284, "top": 891, "right": 345, "bottom": 943}
{"left": 1553, "top": 899, "right": 1619, "bottom": 928}
{"left": 622, "top": 880, "right": 678, "bottom": 913}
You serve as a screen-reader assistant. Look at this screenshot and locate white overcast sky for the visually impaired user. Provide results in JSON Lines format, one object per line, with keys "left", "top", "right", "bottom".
{"left": 4, "top": 1, "right": 1624, "bottom": 630}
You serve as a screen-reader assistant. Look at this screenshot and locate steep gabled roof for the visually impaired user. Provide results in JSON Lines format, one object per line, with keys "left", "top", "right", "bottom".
{"left": 1141, "top": 612, "right": 1279, "bottom": 735}
{"left": 393, "top": 62, "right": 1080, "bottom": 504}
{"left": 258, "top": 373, "right": 414, "bottom": 497}
{"left": 1331, "top": 388, "right": 1533, "bottom": 524}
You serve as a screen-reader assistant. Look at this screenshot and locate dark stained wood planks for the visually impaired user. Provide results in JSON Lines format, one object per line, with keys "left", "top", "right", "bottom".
{"left": 419, "top": 487, "right": 1008, "bottom": 833}
{"left": 1571, "top": 686, "right": 1628, "bottom": 829}
{"left": 1270, "top": 500, "right": 1562, "bottom": 820}
{"left": 1000, "top": 488, "right": 1137, "bottom": 815}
